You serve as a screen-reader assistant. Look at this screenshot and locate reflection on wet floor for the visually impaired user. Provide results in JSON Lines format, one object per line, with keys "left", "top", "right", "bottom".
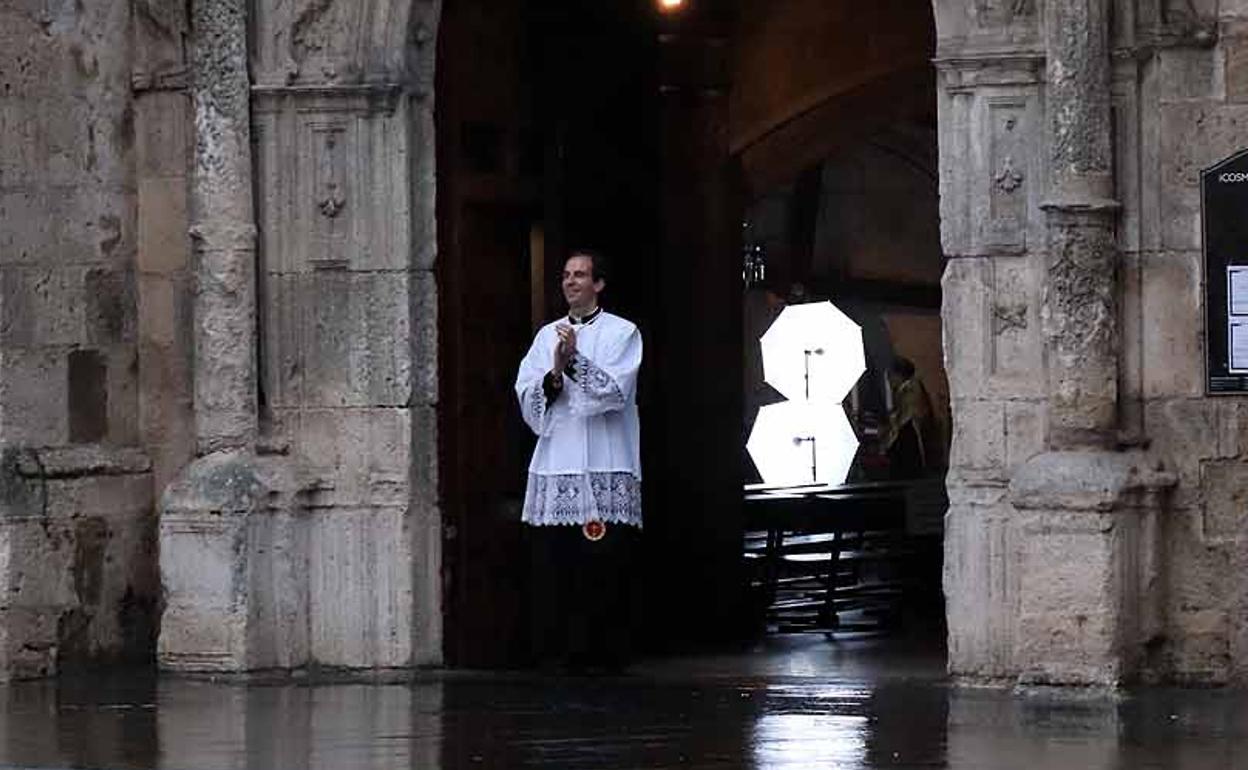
{"left": 0, "top": 635, "right": 1245, "bottom": 769}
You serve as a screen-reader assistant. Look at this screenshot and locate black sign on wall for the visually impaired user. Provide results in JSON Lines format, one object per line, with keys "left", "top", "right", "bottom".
{"left": 1204, "top": 149, "right": 1248, "bottom": 394}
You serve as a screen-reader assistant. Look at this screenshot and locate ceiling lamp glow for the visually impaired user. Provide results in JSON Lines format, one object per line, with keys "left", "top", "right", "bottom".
{"left": 747, "top": 401, "right": 860, "bottom": 487}
{"left": 658, "top": 0, "right": 686, "bottom": 11}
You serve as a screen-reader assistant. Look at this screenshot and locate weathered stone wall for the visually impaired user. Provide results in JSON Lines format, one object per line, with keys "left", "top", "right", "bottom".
{"left": 1127, "top": 0, "right": 1248, "bottom": 684}
{"left": 250, "top": 0, "right": 441, "bottom": 666}
{"left": 0, "top": 3, "right": 157, "bottom": 676}
{"left": 937, "top": 0, "right": 1248, "bottom": 685}
{"left": 935, "top": 0, "right": 1048, "bottom": 682}
{"left": 157, "top": 0, "right": 442, "bottom": 672}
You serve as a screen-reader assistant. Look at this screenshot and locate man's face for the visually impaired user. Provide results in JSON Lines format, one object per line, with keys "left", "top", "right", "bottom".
{"left": 562, "top": 255, "right": 603, "bottom": 310}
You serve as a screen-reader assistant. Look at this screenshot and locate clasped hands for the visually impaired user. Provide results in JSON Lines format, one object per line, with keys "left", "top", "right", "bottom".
{"left": 552, "top": 324, "right": 577, "bottom": 380}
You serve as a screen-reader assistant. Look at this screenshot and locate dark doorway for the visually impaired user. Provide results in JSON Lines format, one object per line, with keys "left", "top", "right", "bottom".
{"left": 436, "top": 0, "right": 662, "bottom": 667}
{"left": 437, "top": 0, "right": 944, "bottom": 667}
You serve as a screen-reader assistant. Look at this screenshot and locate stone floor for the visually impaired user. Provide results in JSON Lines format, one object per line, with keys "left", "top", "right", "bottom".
{"left": 0, "top": 633, "right": 1245, "bottom": 769}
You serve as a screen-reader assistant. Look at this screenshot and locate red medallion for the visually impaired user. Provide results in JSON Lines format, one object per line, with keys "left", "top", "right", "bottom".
{"left": 582, "top": 520, "right": 606, "bottom": 541}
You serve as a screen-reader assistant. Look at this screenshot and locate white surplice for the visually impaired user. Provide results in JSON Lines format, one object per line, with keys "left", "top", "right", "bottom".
{"left": 514, "top": 310, "right": 643, "bottom": 527}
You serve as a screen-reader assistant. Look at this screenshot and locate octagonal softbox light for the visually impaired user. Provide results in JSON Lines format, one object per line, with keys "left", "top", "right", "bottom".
{"left": 747, "top": 400, "right": 860, "bottom": 487}
{"left": 760, "top": 301, "right": 865, "bottom": 403}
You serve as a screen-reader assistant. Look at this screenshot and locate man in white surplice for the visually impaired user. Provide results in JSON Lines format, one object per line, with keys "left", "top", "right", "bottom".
{"left": 514, "top": 251, "right": 642, "bottom": 670}
{"left": 515, "top": 253, "right": 643, "bottom": 532}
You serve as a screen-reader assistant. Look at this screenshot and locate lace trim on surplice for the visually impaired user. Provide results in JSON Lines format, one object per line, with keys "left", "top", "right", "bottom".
{"left": 569, "top": 352, "right": 625, "bottom": 414}
{"left": 523, "top": 471, "right": 642, "bottom": 528}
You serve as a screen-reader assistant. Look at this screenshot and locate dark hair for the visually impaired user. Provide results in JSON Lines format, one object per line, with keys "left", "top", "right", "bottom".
{"left": 568, "top": 249, "right": 610, "bottom": 284}
{"left": 889, "top": 356, "right": 916, "bottom": 379}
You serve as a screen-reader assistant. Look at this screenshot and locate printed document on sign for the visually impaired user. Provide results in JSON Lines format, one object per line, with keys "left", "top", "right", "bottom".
{"left": 1230, "top": 266, "right": 1248, "bottom": 316}
{"left": 1231, "top": 322, "right": 1248, "bottom": 373}
{"left": 1229, "top": 267, "right": 1248, "bottom": 373}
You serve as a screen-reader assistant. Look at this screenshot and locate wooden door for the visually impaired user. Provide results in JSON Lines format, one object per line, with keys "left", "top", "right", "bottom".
{"left": 441, "top": 203, "right": 535, "bottom": 666}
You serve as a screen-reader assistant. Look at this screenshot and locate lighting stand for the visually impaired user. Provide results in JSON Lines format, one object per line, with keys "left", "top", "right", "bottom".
{"left": 794, "top": 435, "right": 818, "bottom": 482}
{"left": 802, "top": 348, "right": 824, "bottom": 399}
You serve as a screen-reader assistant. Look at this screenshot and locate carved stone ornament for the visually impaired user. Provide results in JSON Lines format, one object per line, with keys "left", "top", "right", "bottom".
{"left": 995, "top": 156, "right": 1025, "bottom": 193}
{"left": 993, "top": 304, "right": 1028, "bottom": 334}
{"left": 318, "top": 183, "right": 345, "bottom": 218}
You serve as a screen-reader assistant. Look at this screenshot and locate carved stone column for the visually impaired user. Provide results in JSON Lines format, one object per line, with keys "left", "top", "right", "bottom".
{"left": 159, "top": 0, "right": 276, "bottom": 673}
{"left": 188, "top": 0, "right": 258, "bottom": 452}
{"left": 1002, "top": 0, "right": 1174, "bottom": 686}
{"left": 1040, "top": 0, "right": 1119, "bottom": 450}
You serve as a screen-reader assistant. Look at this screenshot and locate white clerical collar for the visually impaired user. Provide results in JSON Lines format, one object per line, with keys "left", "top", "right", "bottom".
{"left": 567, "top": 306, "right": 602, "bottom": 326}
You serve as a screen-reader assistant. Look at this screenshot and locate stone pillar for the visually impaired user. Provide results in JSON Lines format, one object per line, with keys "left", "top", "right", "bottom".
{"left": 187, "top": 0, "right": 258, "bottom": 453}
{"left": 159, "top": 0, "right": 275, "bottom": 672}
{"left": 1003, "top": 0, "right": 1175, "bottom": 686}
{"left": 1040, "top": 0, "right": 1119, "bottom": 450}
{"left": 160, "top": 0, "right": 444, "bottom": 672}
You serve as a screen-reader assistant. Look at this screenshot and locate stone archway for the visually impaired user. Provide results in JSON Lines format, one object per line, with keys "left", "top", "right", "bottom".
{"left": 151, "top": 0, "right": 1210, "bottom": 686}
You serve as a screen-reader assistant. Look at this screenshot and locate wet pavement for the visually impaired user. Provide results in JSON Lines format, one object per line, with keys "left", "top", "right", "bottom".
{"left": 0, "top": 635, "right": 1245, "bottom": 769}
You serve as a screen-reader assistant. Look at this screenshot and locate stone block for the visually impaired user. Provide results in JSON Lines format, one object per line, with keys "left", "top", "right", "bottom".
{"left": 1004, "top": 400, "right": 1045, "bottom": 469}
{"left": 308, "top": 506, "right": 413, "bottom": 668}
{"left": 286, "top": 408, "right": 368, "bottom": 490}
{"left": 410, "top": 499, "right": 442, "bottom": 667}
{"left": 254, "top": 106, "right": 413, "bottom": 274}
{"left": 1164, "top": 608, "right": 1231, "bottom": 684}
{"left": 0, "top": 266, "right": 86, "bottom": 347}
{"left": 1120, "top": 251, "right": 1144, "bottom": 423}
{"left": 0, "top": 188, "right": 135, "bottom": 267}
{"left": 949, "top": 398, "right": 1005, "bottom": 471}
{"left": 366, "top": 408, "right": 412, "bottom": 479}
{"left": 1142, "top": 398, "right": 1245, "bottom": 516}
{"left": 1015, "top": 510, "right": 1121, "bottom": 684}
{"left": 107, "top": 345, "right": 140, "bottom": 446}
{"left": 0, "top": 348, "right": 67, "bottom": 446}
{"left": 137, "top": 177, "right": 190, "bottom": 275}
{"left": 1228, "top": 34, "right": 1248, "bottom": 104}
{"left": 265, "top": 272, "right": 412, "bottom": 409}
{"left": 159, "top": 452, "right": 294, "bottom": 672}
{"left": 410, "top": 404, "right": 437, "bottom": 510}
{"left": 1167, "top": 523, "right": 1230, "bottom": 612}
{"left": 0, "top": 517, "right": 75, "bottom": 609}
{"left": 138, "top": 274, "right": 177, "bottom": 347}
{"left": 411, "top": 102, "right": 438, "bottom": 274}
{"left": 410, "top": 269, "right": 437, "bottom": 407}
{"left": 1156, "top": 47, "right": 1217, "bottom": 103}
{"left": 0, "top": 6, "right": 52, "bottom": 94}
{"left": 985, "top": 257, "right": 1042, "bottom": 395}
{"left": 1200, "top": 460, "right": 1248, "bottom": 541}
{"left": 148, "top": 437, "right": 194, "bottom": 505}
{"left": 0, "top": 448, "right": 154, "bottom": 672}
{"left": 1159, "top": 102, "right": 1248, "bottom": 251}
{"left": 941, "top": 258, "right": 991, "bottom": 400}
{"left": 243, "top": 510, "right": 309, "bottom": 670}
{"left": 936, "top": 86, "right": 972, "bottom": 257}
{"left": 44, "top": 472, "right": 152, "bottom": 521}
{"left": 139, "top": 340, "right": 193, "bottom": 439}
{"left": 84, "top": 267, "right": 136, "bottom": 346}
{"left": 1208, "top": 399, "right": 1248, "bottom": 460}
{"left": 138, "top": 272, "right": 193, "bottom": 350}
{"left": 1140, "top": 251, "right": 1202, "bottom": 398}
{"left": 1144, "top": 398, "right": 1219, "bottom": 484}
{"left": 944, "top": 501, "right": 1020, "bottom": 681}
{"left": 134, "top": 92, "right": 190, "bottom": 177}
{"left": 0, "top": 99, "right": 41, "bottom": 190}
